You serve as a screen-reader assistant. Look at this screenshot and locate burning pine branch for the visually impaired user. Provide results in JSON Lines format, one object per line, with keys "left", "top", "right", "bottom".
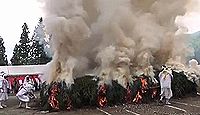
{"left": 97, "top": 84, "right": 107, "bottom": 107}
{"left": 40, "top": 71, "right": 197, "bottom": 111}
{"left": 48, "top": 83, "right": 60, "bottom": 110}
{"left": 133, "top": 77, "right": 148, "bottom": 103}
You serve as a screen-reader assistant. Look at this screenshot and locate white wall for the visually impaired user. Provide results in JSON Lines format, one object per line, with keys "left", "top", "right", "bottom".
{"left": 0, "top": 65, "right": 47, "bottom": 76}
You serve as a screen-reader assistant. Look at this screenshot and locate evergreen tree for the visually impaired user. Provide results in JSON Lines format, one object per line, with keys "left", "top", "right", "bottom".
{"left": 32, "top": 17, "right": 46, "bottom": 44}
{"left": 11, "top": 23, "right": 31, "bottom": 65}
{"left": 0, "top": 36, "right": 8, "bottom": 66}
{"left": 10, "top": 44, "right": 21, "bottom": 65}
{"left": 35, "top": 17, "right": 52, "bottom": 57}
{"left": 189, "top": 32, "right": 200, "bottom": 62}
{"left": 29, "top": 17, "right": 52, "bottom": 65}
{"left": 30, "top": 40, "right": 51, "bottom": 64}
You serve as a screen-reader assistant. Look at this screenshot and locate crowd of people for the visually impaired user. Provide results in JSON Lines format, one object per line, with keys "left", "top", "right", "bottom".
{"left": 0, "top": 71, "right": 40, "bottom": 109}
{"left": 6, "top": 74, "right": 41, "bottom": 94}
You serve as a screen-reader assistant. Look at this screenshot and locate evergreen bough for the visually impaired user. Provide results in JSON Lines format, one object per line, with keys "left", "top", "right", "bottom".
{"left": 40, "top": 71, "right": 197, "bottom": 111}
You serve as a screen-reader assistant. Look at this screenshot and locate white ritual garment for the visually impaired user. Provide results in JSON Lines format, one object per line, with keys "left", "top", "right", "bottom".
{"left": 159, "top": 70, "right": 173, "bottom": 99}
{"left": 0, "top": 75, "right": 9, "bottom": 101}
{"left": 16, "top": 82, "right": 34, "bottom": 102}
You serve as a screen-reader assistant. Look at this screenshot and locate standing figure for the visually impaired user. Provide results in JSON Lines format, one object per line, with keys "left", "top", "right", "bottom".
{"left": 0, "top": 71, "right": 10, "bottom": 108}
{"left": 16, "top": 75, "right": 35, "bottom": 109}
{"left": 13, "top": 77, "right": 20, "bottom": 94}
{"left": 159, "top": 67, "right": 173, "bottom": 104}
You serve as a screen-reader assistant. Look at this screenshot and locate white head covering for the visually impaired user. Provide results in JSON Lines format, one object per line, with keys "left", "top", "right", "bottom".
{"left": 23, "top": 75, "right": 34, "bottom": 91}
{"left": 24, "top": 82, "right": 35, "bottom": 92}
{"left": 24, "top": 75, "right": 32, "bottom": 84}
{"left": 24, "top": 75, "right": 30, "bottom": 82}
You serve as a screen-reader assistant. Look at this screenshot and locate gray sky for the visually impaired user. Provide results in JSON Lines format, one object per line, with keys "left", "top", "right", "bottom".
{"left": 0, "top": 0, "right": 44, "bottom": 62}
{"left": 0, "top": 0, "right": 200, "bottom": 63}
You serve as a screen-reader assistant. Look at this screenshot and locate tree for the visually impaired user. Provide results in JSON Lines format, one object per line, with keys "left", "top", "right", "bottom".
{"left": 0, "top": 36, "right": 8, "bottom": 66}
{"left": 10, "top": 44, "right": 21, "bottom": 65}
{"left": 29, "top": 40, "right": 51, "bottom": 64}
{"left": 11, "top": 23, "right": 31, "bottom": 65}
{"left": 189, "top": 31, "right": 200, "bottom": 62}
{"left": 32, "top": 17, "right": 47, "bottom": 44}
{"left": 29, "top": 17, "right": 52, "bottom": 65}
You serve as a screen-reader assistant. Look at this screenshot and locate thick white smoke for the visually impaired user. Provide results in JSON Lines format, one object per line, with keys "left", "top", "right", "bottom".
{"left": 43, "top": 0, "right": 194, "bottom": 87}
{"left": 181, "top": 59, "right": 200, "bottom": 86}
{"left": 176, "top": 0, "right": 200, "bottom": 34}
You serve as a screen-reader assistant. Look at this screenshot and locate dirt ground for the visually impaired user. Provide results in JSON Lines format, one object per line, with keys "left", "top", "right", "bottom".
{"left": 0, "top": 92, "right": 200, "bottom": 115}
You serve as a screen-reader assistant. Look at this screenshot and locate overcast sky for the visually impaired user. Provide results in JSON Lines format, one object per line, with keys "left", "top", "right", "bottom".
{"left": 0, "top": 0, "right": 200, "bottom": 63}
{"left": 0, "top": 0, "right": 44, "bottom": 62}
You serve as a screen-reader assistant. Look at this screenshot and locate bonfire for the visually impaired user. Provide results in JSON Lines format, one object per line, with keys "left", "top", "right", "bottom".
{"left": 40, "top": 67, "right": 197, "bottom": 111}
{"left": 39, "top": 0, "right": 199, "bottom": 112}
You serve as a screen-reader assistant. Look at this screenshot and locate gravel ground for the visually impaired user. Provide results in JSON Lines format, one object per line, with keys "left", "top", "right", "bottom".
{"left": 0, "top": 93, "right": 199, "bottom": 115}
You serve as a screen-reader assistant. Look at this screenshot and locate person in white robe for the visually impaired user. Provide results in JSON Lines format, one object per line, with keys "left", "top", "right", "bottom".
{"left": 159, "top": 67, "right": 173, "bottom": 104}
{"left": 16, "top": 75, "right": 36, "bottom": 109}
{"left": 0, "top": 71, "right": 10, "bottom": 108}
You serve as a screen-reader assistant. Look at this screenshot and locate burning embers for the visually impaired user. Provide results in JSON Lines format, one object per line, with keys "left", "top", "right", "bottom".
{"left": 98, "top": 84, "right": 108, "bottom": 107}
{"left": 131, "top": 76, "right": 159, "bottom": 104}
{"left": 97, "top": 75, "right": 159, "bottom": 107}
{"left": 40, "top": 76, "right": 159, "bottom": 111}
{"left": 133, "top": 91, "right": 143, "bottom": 103}
{"left": 45, "top": 82, "right": 72, "bottom": 111}
{"left": 133, "top": 77, "right": 148, "bottom": 103}
{"left": 132, "top": 76, "right": 159, "bottom": 103}
{"left": 48, "top": 83, "right": 60, "bottom": 110}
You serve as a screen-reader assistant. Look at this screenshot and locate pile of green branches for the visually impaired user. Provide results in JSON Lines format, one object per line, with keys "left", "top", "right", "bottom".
{"left": 40, "top": 71, "right": 197, "bottom": 111}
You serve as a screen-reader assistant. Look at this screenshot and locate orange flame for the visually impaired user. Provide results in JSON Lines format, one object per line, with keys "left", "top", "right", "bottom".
{"left": 133, "top": 77, "right": 148, "bottom": 103}
{"left": 141, "top": 78, "right": 148, "bottom": 93}
{"left": 151, "top": 84, "right": 158, "bottom": 99}
{"left": 151, "top": 89, "right": 157, "bottom": 98}
{"left": 98, "top": 84, "right": 107, "bottom": 107}
{"left": 133, "top": 91, "right": 142, "bottom": 103}
{"left": 49, "top": 83, "right": 60, "bottom": 110}
{"left": 99, "top": 97, "right": 107, "bottom": 107}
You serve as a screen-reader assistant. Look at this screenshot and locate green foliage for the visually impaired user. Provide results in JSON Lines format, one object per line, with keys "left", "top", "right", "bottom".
{"left": 106, "top": 80, "right": 126, "bottom": 106}
{"left": 189, "top": 32, "right": 200, "bottom": 51}
{"left": 71, "top": 76, "right": 98, "bottom": 108}
{"left": 29, "top": 17, "right": 52, "bottom": 65}
{"left": 0, "top": 36, "right": 8, "bottom": 66}
{"left": 11, "top": 19, "right": 51, "bottom": 65}
{"left": 11, "top": 23, "right": 31, "bottom": 65}
{"left": 39, "top": 76, "right": 156, "bottom": 111}
{"left": 189, "top": 32, "right": 200, "bottom": 61}
{"left": 40, "top": 71, "right": 197, "bottom": 111}
{"left": 29, "top": 40, "right": 51, "bottom": 65}
{"left": 40, "top": 76, "right": 99, "bottom": 110}
{"left": 10, "top": 44, "right": 21, "bottom": 65}
{"left": 171, "top": 71, "right": 197, "bottom": 98}
{"left": 39, "top": 82, "right": 50, "bottom": 111}
{"left": 57, "top": 81, "right": 71, "bottom": 110}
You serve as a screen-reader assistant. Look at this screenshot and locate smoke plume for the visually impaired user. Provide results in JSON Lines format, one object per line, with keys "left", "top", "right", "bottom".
{"left": 43, "top": 0, "right": 193, "bottom": 87}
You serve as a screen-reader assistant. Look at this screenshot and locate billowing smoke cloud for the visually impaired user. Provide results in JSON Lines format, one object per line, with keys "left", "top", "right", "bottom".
{"left": 176, "top": 0, "right": 200, "bottom": 34}
{"left": 43, "top": 0, "right": 192, "bottom": 87}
